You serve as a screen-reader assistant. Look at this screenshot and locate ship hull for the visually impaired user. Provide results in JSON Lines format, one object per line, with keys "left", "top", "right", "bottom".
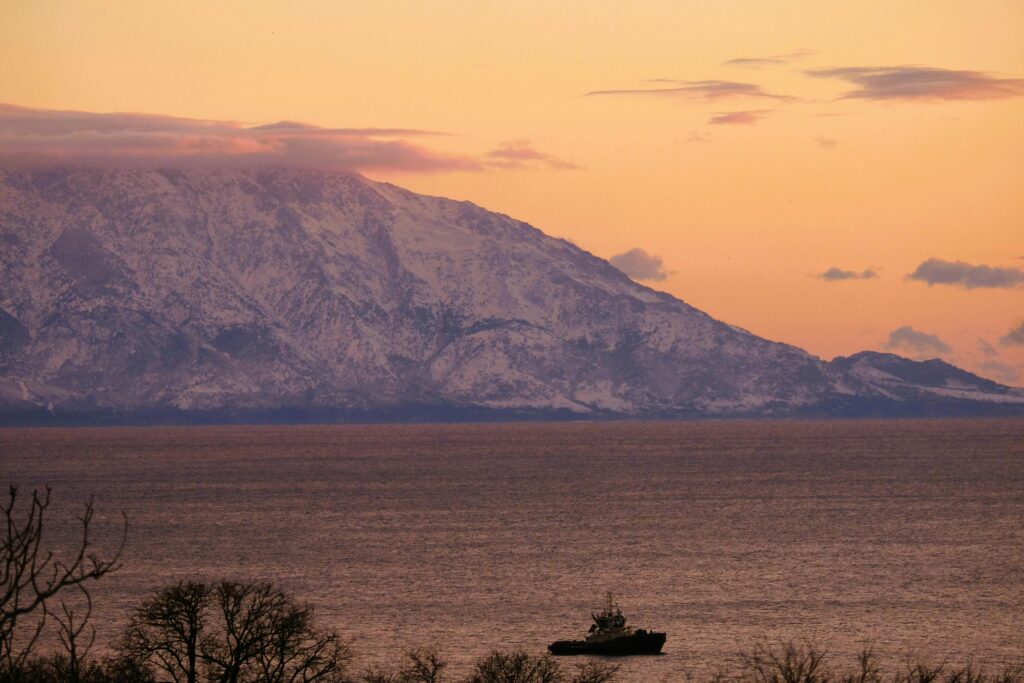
{"left": 548, "top": 632, "right": 666, "bottom": 656}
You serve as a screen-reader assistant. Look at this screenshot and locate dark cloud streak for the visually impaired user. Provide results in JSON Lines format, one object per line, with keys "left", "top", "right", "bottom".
{"left": 819, "top": 267, "right": 876, "bottom": 281}
{"left": 1001, "top": 322, "right": 1024, "bottom": 347}
{"left": 907, "top": 258, "right": 1024, "bottom": 289}
{"left": 585, "top": 80, "right": 791, "bottom": 101}
{"left": 979, "top": 360, "right": 1020, "bottom": 383}
{"left": 723, "top": 50, "right": 814, "bottom": 67}
{"left": 806, "top": 66, "right": 1024, "bottom": 101}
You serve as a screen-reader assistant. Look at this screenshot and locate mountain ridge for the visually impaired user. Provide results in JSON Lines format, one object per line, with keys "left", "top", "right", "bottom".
{"left": 0, "top": 167, "right": 1020, "bottom": 425}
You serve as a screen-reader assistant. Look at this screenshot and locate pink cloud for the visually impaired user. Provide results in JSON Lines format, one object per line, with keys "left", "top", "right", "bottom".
{"left": 723, "top": 50, "right": 815, "bottom": 68}
{"left": 708, "top": 110, "right": 771, "bottom": 125}
{"left": 485, "top": 140, "right": 580, "bottom": 170}
{"left": 0, "top": 103, "right": 479, "bottom": 173}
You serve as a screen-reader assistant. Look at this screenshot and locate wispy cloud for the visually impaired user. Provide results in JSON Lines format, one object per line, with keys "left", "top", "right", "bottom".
{"left": 980, "top": 360, "right": 1020, "bottom": 383}
{"left": 1001, "top": 322, "right": 1024, "bottom": 346}
{"left": 814, "top": 137, "right": 837, "bottom": 149}
{"left": 818, "top": 267, "right": 876, "bottom": 281}
{"left": 977, "top": 338, "right": 999, "bottom": 357}
{"left": 609, "top": 248, "right": 668, "bottom": 281}
{"left": 907, "top": 258, "right": 1024, "bottom": 289}
{"left": 585, "top": 80, "right": 791, "bottom": 101}
{"left": 485, "top": 140, "right": 580, "bottom": 170}
{"left": 806, "top": 66, "right": 1024, "bottom": 101}
{"left": 0, "top": 103, "right": 479, "bottom": 173}
{"left": 723, "top": 50, "right": 814, "bottom": 68}
{"left": 708, "top": 110, "right": 771, "bottom": 125}
{"left": 884, "top": 326, "right": 951, "bottom": 354}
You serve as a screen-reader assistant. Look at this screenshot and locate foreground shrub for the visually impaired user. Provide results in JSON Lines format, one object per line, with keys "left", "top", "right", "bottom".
{"left": 358, "top": 648, "right": 449, "bottom": 683}
{"left": 0, "top": 654, "right": 154, "bottom": 683}
{"left": 735, "top": 642, "right": 1023, "bottom": 683}
{"left": 569, "top": 661, "right": 620, "bottom": 683}
{"left": 741, "top": 642, "right": 830, "bottom": 683}
{"left": 467, "top": 650, "right": 564, "bottom": 683}
{"left": 464, "top": 650, "right": 619, "bottom": 683}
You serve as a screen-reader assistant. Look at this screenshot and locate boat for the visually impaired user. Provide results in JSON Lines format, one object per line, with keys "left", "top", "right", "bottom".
{"left": 548, "top": 592, "right": 666, "bottom": 656}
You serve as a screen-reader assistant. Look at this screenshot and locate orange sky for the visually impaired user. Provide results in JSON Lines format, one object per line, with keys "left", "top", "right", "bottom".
{"left": 2, "top": 1, "right": 1022, "bottom": 383}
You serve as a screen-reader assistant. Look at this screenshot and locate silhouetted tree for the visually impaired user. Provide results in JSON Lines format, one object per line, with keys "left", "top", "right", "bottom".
{"left": 0, "top": 486, "right": 125, "bottom": 669}
{"left": 245, "top": 583, "right": 348, "bottom": 683}
{"left": 360, "top": 666, "right": 402, "bottom": 683}
{"left": 894, "top": 663, "right": 947, "bottom": 683}
{"left": 124, "top": 580, "right": 349, "bottom": 683}
{"left": 741, "top": 642, "right": 830, "bottom": 683}
{"left": 0, "top": 652, "right": 155, "bottom": 683}
{"left": 401, "top": 648, "right": 447, "bottom": 683}
{"left": 52, "top": 587, "right": 96, "bottom": 683}
{"left": 467, "top": 650, "right": 564, "bottom": 683}
{"left": 122, "top": 581, "right": 211, "bottom": 683}
{"left": 570, "top": 661, "right": 619, "bottom": 683}
{"left": 358, "top": 648, "right": 448, "bottom": 683}
{"left": 839, "top": 649, "right": 881, "bottom": 683}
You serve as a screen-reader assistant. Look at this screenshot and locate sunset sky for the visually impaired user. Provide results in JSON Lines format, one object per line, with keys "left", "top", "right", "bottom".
{"left": 2, "top": 0, "right": 1022, "bottom": 383}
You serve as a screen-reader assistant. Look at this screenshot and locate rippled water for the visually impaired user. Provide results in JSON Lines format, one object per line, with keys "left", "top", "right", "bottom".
{"left": 2, "top": 419, "right": 1022, "bottom": 681}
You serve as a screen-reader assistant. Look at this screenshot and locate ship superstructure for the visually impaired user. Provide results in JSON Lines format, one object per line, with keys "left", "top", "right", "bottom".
{"left": 548, "top": 592, "right": 666, "bottom": 656}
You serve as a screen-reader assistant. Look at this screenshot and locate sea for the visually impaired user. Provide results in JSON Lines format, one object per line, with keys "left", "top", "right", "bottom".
{"left": 1, "top": 419, "right": 1022, "bottom": 682}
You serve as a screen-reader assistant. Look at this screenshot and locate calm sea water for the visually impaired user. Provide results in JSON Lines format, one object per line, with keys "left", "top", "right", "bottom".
{"left": 1, "top": 419, "right": 1022, "bottom": 681}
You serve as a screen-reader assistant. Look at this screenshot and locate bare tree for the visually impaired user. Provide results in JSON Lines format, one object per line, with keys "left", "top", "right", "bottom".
{"left": 570, "top": 661, "right": 620, "bottom": 683}
{"left": 840, "top": 649, "right": 881, "bottom": 683}
{"left": 122, "top": 581, "right": 212, "bottom": 683}
{"left": 125, "top": 580, "right": 349, "bottom": 683}
{"left": 1, "top": 486, "right": 125, "bottom": 669}
{"left": 360, "top": 666, "right": 402, "bottom": 683}
{"left": 741, "top": 642, "right": 831, "bottom": 683}
{"left": 401, "top": 648, "right": 447, "bottom": 683}
{"left": 203, "top": 581, "right": 291, "bottom": 683}
{"left": 894, "top": 663, "right": 946, "bottom": 683}
{"left": 248, "top": 591, "right": 349, "bottom": 683}
{"left": 52, "top": 586, "right": 96, "bottom": 683}
{"left": 467, "top": 650, "right": 565, "bottom": 683}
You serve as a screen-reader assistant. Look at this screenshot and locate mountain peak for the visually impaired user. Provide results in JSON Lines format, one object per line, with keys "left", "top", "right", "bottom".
{"left": 1, "top": 167, "right": 1021, "bottom": 424}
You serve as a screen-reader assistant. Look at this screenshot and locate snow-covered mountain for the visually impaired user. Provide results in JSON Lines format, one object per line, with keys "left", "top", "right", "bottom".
{"left": 0, "top": 167, "right": 1020, "bottom": 424}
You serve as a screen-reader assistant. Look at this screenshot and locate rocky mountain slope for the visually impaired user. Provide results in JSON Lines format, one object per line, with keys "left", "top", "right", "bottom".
{"left": 0, "top": 167, "right": 1020, "bottom": 424}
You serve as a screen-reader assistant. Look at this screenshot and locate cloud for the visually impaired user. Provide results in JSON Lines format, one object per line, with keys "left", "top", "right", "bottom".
{"left": 0, "top": 103, "right": 480, "bottom": 173}
{"left": 723, "top": 50, "right": 814, "bottom": 68}
{"left": 814, "top": 137, "right": 837, "bottom": 149}
{"left": 977, "top": 338, "right": 999, "bottom": 357}
{"left": 585, "top": 80, "right": 791, "bottom": 101}
{"left": 687, "top": 131, "right": 712, "bottom": 143}
{"left": 708, "top": 110, "right": 771, "bottom": 125}
{"left": 979, "top": 360, "right": 1020, "bottom": 384}
{"left": 819, "top": 267, "right": 876, "bottom": 281}
{"left": 806, "top": 66, "right": 1024, "bottom": 101}
{"left": 485, "top": 140, "right": 580, "bottom": 170}
{"left": 907, "top": 258, "right": 1024, "bottom": 289}
{"left": 609, "top": 248, "right": 668, "bottom": 281}
{"left": 884, "top": 326, "right": 951, "bottom": 354}
{"left": 1001, "top": 322, "right": 1024, "bottom": 346}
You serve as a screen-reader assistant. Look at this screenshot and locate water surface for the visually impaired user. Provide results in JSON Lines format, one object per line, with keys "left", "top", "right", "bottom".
{"left": 2, "top": 419, "right": 1022, "bottom": 681}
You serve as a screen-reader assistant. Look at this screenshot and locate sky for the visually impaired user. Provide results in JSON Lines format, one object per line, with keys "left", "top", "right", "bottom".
{"left": 1, "top": 0, "right": 1022, "bottom": 383}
